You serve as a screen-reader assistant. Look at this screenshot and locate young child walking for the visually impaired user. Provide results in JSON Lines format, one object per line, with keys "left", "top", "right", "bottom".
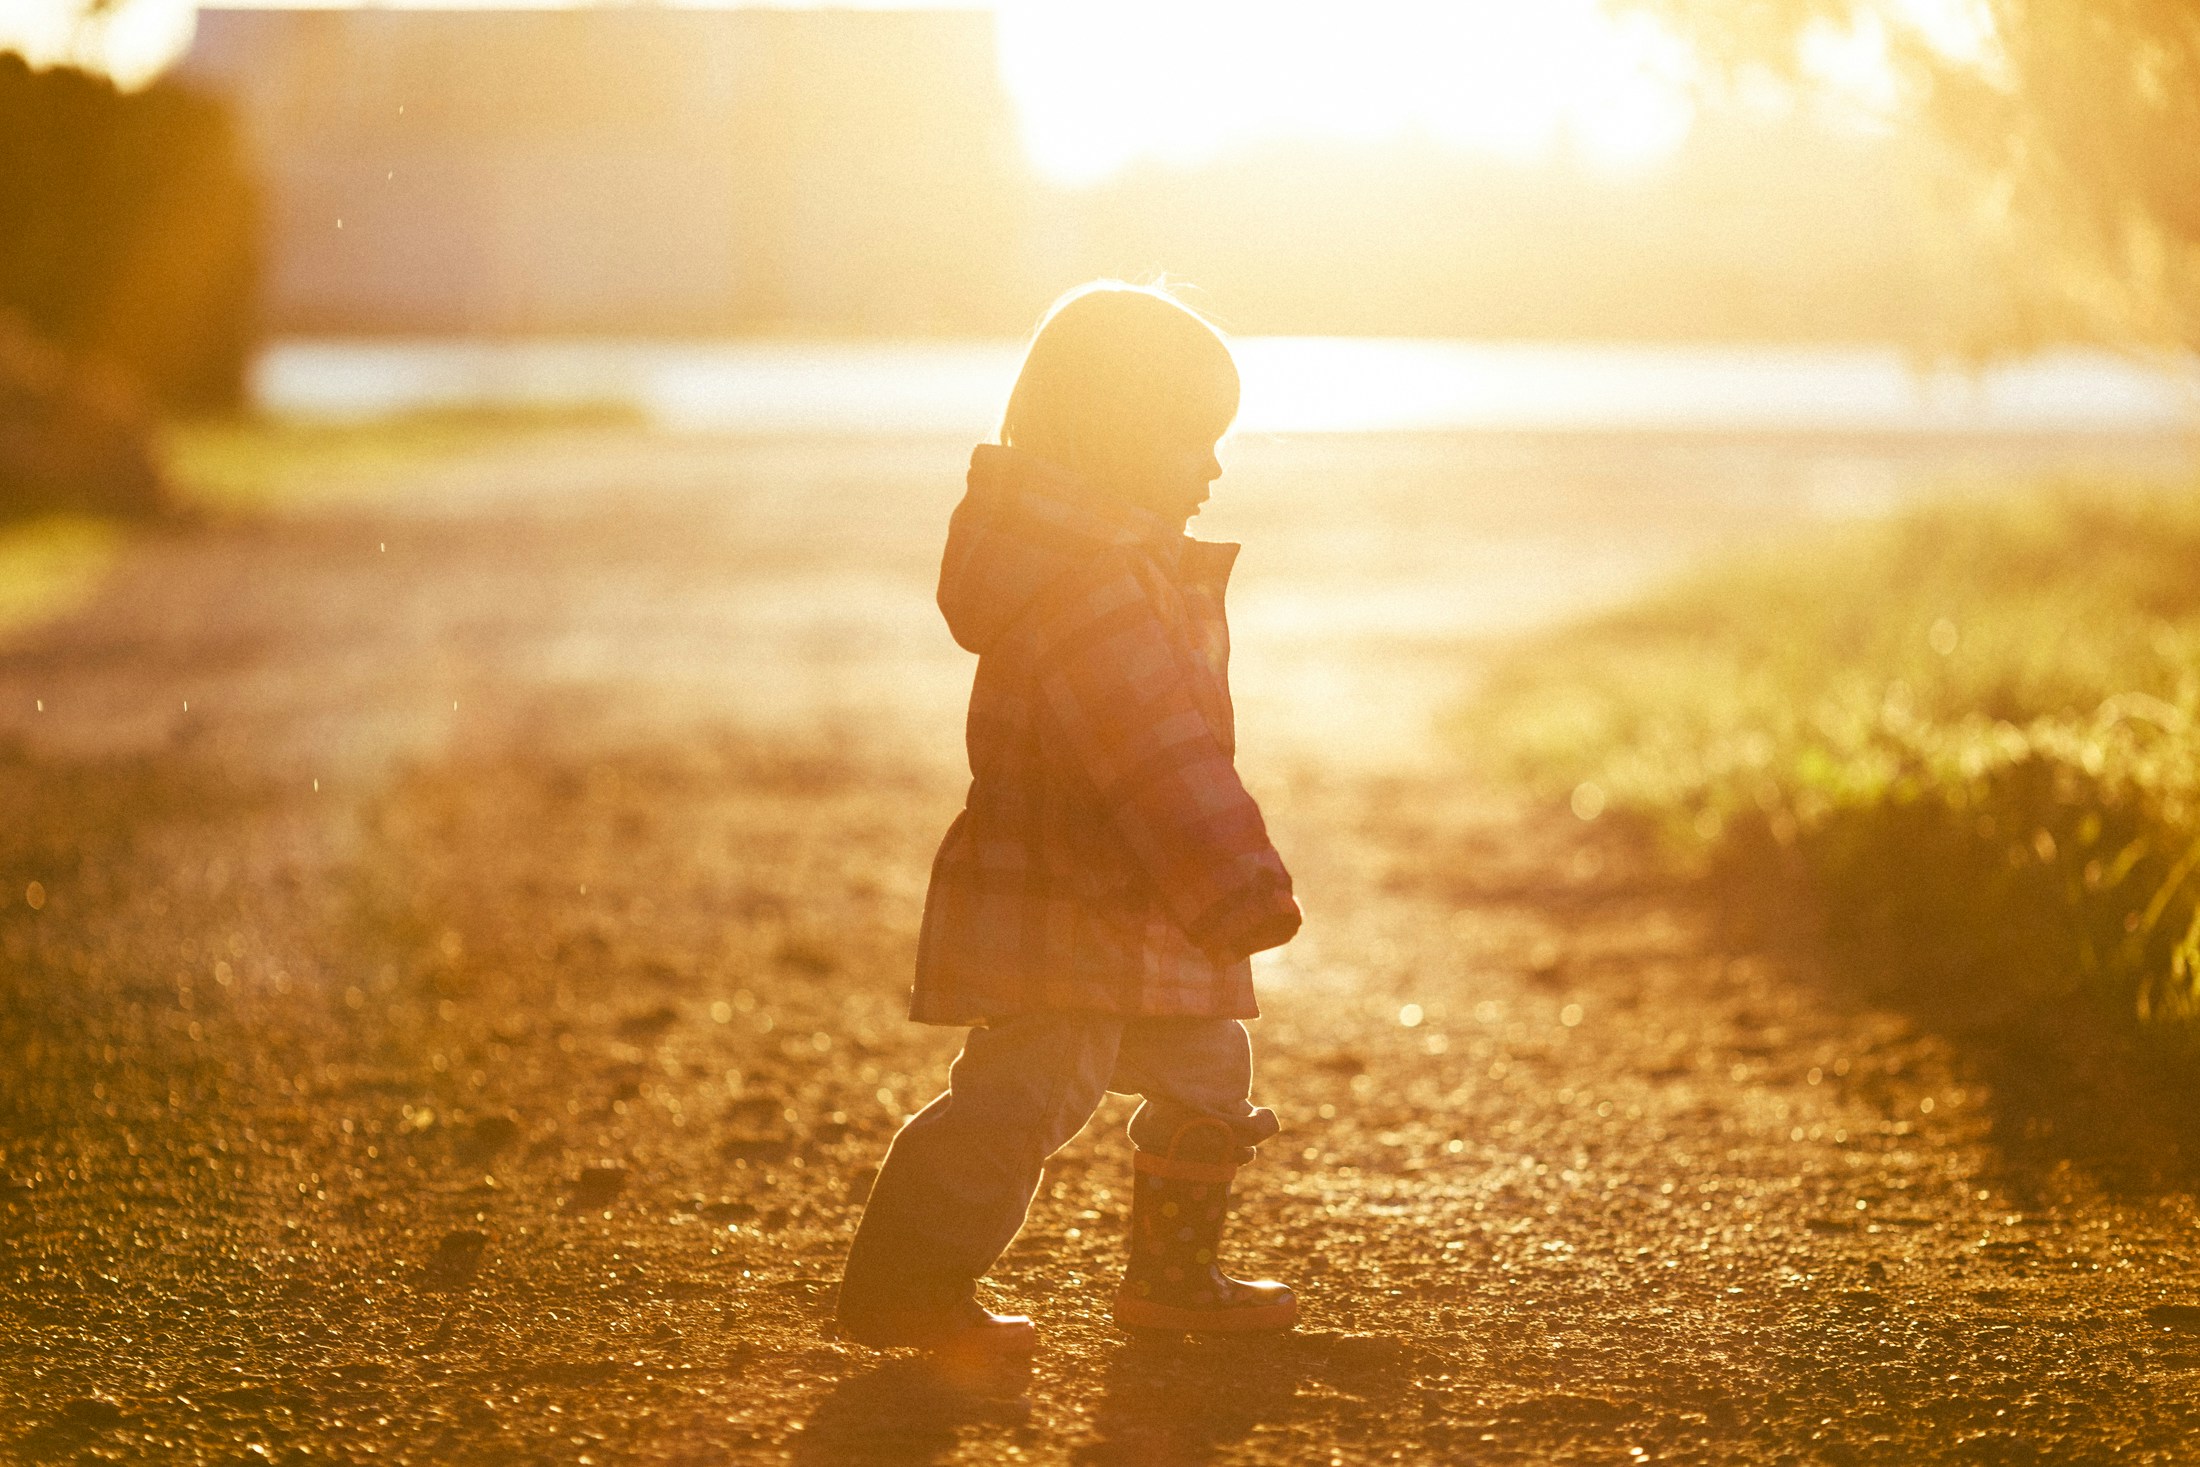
{"left": 834, "top": 282, "right": 1304, "bottom": 1353}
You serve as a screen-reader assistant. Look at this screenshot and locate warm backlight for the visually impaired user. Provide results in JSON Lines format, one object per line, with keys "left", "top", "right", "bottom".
{"left": 994, "top": 0, "right": 1698, "bottom": 184}
{"left": 20, "top": 0, "right": 1701, "bottom": 171}
{"left": 18, "top": 0, "right": 1991, "bottom": 182}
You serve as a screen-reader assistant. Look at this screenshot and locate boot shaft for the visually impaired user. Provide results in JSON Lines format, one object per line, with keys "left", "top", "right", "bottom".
{"left": 1115, "top": 1135, "right": 1297, "bottom": 1330}
{"left": 1123, "top": 1147, "right": 1237, "bottom": 1298}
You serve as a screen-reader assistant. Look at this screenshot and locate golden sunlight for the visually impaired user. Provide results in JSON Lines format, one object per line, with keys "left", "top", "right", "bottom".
{"left": 993, "top": 0, "right": 1700, "bottom": 184}
{"left": 1, "top": 0, "right": 197, "bottom": 86}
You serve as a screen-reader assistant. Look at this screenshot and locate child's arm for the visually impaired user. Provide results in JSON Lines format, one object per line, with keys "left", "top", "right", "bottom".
{"left": 1034, "top": 557, "right": 1302, "bottom": 963}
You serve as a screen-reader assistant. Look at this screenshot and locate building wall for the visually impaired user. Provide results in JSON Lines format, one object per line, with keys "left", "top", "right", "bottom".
{"left": 176, "top": 8, "right": 1976, "bottom": 344}
{"left": 181, "top": 7, "right": 1032, "bottom": 335}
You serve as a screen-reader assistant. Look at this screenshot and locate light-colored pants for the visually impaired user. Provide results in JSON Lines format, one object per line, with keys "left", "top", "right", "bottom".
{"left": 842, "top": 1014, "right": 1278, "bottom": 1290}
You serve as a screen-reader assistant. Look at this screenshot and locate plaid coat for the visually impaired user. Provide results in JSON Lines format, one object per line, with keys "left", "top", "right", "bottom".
{"left": 910, "top": 445, "right": 1301, "bottom": 1025}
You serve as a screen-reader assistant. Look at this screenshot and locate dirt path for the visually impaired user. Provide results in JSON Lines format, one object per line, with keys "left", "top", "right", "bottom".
{"left": 4, "top": 427, "right": 2198, "bottom": 1465}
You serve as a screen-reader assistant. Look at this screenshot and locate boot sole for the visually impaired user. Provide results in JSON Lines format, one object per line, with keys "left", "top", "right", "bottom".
{"left": 1111, "top": 1294, "right": 1299, "bottom": 1333}
{"left": 930, "top": 1319, "right": 1040, "bottom": 1357}
{"left": 837, "top": 1315, "right": 1039, "bottom": 1354}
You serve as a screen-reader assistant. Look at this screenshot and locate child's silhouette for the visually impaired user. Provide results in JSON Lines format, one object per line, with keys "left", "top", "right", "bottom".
{"left": 836, "top": 282, "right": 1303, "bottom": 1354}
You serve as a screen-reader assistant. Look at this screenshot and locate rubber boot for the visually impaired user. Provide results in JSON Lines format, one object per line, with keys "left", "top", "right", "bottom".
{"left": 1112, "top": 1118, "right": 1297, "bottom": 1332}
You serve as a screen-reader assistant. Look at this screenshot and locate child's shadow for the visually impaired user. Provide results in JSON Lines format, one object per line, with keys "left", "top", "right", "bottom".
{"left": 1072, "top": 1333, "right": 1326, "bottom": 1466}
{"left": 788, "top": 1354, "right": 1033, "bottom": 1466}
{"left": 791, "top": 1332, "right": 1397, "bottom": 1465}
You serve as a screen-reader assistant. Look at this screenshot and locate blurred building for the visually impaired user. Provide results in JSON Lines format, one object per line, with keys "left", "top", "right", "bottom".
{"left": 180, "top": 6, "right": 1034, "bottom": 336}
{"left": 182, "top": 6, "right": 1978, "bottom": 344}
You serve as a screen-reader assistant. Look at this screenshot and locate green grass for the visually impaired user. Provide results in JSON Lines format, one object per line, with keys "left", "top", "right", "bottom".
{"left": 165, "top": 407, "right": 642, "bottom": 514}
{"left": 0, "top": 411, "right": 641, "bottom": 639}
{"left": 0, "top": 515, "right": 125, "bottom": 637}
{"left": 1467, "top": 485, "right": 2200, "bottom": 1037}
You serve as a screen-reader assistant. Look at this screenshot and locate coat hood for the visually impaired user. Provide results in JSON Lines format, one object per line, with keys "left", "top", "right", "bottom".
{"left": 938, "top": 444, "right": 1233, "bottom": 655}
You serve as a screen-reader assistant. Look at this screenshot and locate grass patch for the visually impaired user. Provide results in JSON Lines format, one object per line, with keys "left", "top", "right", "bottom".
{"left": 163, "top": 407, "right": 644, "bottom": 514}
{"left": 1467, "top": 485, "right": 2200, "bottom": 1040}
{"left": 0, "top": 410, "right": 641, "bottom": 638}
{"left": 0, "top": 515, "right": 124, "bottom": 637}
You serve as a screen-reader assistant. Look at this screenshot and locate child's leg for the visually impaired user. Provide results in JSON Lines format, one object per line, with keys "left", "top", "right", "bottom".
{"left": 1108, "top": 1017, "right": 1296, "bottom": 1331}
{"left": 1111, "top": 1017, "right": 1279, "bottom": 1160}
{"left": 837, "top": 1012, "right": 1123, "bottom": 1339}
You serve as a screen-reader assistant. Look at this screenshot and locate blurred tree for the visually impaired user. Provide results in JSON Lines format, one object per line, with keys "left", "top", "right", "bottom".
{"left": 1627, "top": 0, "right": 2200, "bottom": 352}
{"left": 0, "top": 52, "right": 259, "bottom": 408}
{"left": 0, "top": 0, "right": 197, "bottom": 88}
{"left": 0, "top": 313, "right": 166, "bottom": 519}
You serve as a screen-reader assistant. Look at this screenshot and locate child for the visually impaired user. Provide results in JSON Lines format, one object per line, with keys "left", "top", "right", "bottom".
{"left": 835, "top": 282, "right": 1303, "bottom": 1353}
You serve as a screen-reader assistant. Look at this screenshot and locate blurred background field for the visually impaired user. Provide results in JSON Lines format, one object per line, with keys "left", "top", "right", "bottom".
{"left": 10, "top": 0, "right": 2200, "bottom": 1459}
{"left": 4, "top": 0, "right": 2200, "bottom": 1225}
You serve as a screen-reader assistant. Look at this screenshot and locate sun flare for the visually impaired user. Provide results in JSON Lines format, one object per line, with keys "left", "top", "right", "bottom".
{"left": 19, "top": 0, "right": 1965, "bottom": 182}
{"left": 993, "top": 0, "right": 1700, "bottom": 185}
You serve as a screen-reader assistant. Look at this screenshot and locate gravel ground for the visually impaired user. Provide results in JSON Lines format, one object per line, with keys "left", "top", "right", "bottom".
{"left": 4, "top": 426, "right": 2199, "bottom": 1465}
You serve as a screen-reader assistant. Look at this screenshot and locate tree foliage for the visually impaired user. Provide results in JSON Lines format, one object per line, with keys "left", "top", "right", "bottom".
{"left": 1627, "top": 0, "right": 2200, "bottom": 351}
{"left": 0, "top": 53, "right": 259, "bottom": 408}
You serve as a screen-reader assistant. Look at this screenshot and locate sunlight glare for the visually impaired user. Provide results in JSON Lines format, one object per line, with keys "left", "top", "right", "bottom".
{"left": 1890, "top": 0, "right": 1996, "bottom": 63}
{"left": 1787, "top": 0, "right": 1998, "bottom": 129}
{"left": 994, "top": 0, "right": 1697, "bottom": 186}
{"left": 1, "top": 0, "right": 197, "bottom": 88}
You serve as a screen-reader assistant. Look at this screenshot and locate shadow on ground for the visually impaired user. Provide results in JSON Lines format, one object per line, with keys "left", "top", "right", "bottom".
{"left": 788, "top": 1356, "right": 1036, "bottom": 1466}
{"left": 788, "top": 1331, "right": 1387, "bottom": 1467}
{"left": 1076, "top": 1332, "right": 1406, "bottom": 1465}
{"left": 1690, "top": 839, "right": 2200, "bottom": 1200}
{"left": 1426, "top": 801, "right": 2200, "bottom": 1199}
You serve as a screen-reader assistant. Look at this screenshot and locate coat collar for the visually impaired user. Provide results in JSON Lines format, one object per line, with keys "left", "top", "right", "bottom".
{"left": 968, "top": 443, "right": 1239, "bottom": 592}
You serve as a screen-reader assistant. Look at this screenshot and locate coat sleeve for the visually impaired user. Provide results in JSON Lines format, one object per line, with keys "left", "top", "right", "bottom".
{"left": 1032, "top": 556, "right": 1302, "bottom": 962}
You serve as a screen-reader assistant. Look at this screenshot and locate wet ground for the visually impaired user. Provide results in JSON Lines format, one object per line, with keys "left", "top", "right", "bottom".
{"left": 4, "top": 425, "right": 2200, "bottom": 1464}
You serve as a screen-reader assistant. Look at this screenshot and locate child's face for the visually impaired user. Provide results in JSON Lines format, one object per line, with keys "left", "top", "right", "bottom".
{"left": 1121, "top": 426, "right": 1224, "bottom": 527}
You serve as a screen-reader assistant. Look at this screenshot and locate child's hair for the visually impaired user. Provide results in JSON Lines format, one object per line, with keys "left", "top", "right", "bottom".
{"left": 1000, "top": 281, "right": 1239, "bottom": 492}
